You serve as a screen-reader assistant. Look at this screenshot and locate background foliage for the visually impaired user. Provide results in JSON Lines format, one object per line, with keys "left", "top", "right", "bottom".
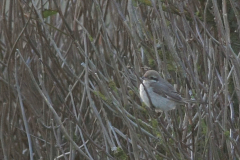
{"left": 0, "top": 0, "right": 240, "bottom": 159}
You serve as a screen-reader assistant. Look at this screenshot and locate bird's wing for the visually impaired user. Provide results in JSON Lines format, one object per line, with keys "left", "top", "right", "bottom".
{"left": 150, "top": 77, "right": 183, "bottom": 103}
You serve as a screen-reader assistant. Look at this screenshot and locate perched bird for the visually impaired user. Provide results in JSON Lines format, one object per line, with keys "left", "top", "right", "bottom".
{"left": 139, "top": 70, "right": 185, "bottom": 112}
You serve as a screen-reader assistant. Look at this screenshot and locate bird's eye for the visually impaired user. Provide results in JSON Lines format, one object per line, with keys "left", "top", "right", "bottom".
{"left": 150, "top": 76, "right": 158, "bottom": 81}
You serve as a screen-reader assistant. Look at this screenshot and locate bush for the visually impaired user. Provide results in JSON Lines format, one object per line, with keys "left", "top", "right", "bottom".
{"left": 0, "top": 0, "right": 239, "bottom": 159}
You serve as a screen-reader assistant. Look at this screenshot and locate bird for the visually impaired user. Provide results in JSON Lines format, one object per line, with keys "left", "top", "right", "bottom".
{"left": 139, "top": 70, "right": 185, "bottom": 112}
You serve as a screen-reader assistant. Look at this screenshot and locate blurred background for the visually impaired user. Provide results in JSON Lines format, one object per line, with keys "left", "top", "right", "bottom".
{"left": 0, "top": 0, "right": 240, "bottom": 159}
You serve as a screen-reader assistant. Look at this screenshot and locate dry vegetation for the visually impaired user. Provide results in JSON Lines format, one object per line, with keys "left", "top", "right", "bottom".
{"left": 1, "top": 0, "right": 240, "bottom": 159}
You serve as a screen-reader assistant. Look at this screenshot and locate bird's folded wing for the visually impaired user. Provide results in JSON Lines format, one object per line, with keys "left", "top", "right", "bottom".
{"left": 150, "top": 78, "right": 183, "bottom": 103}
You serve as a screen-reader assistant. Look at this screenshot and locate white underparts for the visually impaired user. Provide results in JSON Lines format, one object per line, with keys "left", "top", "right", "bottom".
{"left": 139, "top": 81, "right": 177, "bottom": 112}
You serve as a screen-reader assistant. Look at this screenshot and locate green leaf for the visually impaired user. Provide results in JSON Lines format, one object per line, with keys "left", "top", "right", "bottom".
{"left": 42, "top": 9, "right": 58, "bottom": 18}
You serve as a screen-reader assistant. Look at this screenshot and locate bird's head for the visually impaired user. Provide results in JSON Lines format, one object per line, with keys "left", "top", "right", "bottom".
{"left": 142, "top": 70, "right": 160, "bottom": 83}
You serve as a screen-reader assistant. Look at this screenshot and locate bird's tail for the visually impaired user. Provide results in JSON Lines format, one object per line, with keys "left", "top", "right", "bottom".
{"left": 182, "top": 98, "right": 207, "bottom": 104}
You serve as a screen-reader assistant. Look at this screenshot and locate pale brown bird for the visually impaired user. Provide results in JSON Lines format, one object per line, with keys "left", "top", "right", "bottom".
{"left": 140, "top": 70, "right": 191, "bottom": 112}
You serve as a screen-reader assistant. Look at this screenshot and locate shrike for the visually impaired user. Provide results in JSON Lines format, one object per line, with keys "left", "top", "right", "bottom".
{"left": 140, "top": 70, "right": 185, "bottom": 112}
